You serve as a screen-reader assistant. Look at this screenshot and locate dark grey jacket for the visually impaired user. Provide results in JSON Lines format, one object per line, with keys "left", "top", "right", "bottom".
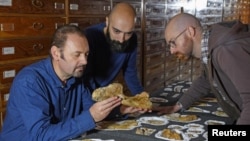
{"left": 179, "top": 21, "right": 250, "bottom": 124}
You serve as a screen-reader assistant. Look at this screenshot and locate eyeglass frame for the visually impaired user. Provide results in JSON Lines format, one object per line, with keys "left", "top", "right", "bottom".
{"left": 167, "top": 28, "right": 187, "bottom": 50}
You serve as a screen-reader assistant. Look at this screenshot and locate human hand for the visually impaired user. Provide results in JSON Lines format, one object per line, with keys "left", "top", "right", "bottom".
{"left": 120, "top": 105, "right": 152, "bottom": 116}
{"left": 152, "top": 104, "right": 181, "bottom": 115}
{"left": 90, "top": 96, "right": 121, "bottom": 122}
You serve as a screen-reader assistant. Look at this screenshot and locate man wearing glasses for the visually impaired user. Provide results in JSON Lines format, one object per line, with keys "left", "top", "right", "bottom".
{"left": 153, "top": 13, "right": 250, "bottom": 125}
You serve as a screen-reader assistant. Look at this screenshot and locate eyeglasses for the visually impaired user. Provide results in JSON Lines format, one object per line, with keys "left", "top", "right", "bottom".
{"left": 167, "top": 28, "right": 187, "bottom": 50}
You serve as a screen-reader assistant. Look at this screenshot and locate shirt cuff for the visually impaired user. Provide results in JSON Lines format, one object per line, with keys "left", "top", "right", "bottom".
{"left": 176, "top": 101, "right": 185, "bottom": 112}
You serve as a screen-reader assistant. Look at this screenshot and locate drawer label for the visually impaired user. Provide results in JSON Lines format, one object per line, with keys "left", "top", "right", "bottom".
{"left": 2, "top": 47, "right": 15, "bottom": 55}
{"left": 3, "top": 70, "right": 15, "bottom": 78}
{"left": 70, "top": 4, "right": 79, "bottom": 10}
{"left": 4, "top": 93, "right": 9, "bottom": 101}
{"left": 0, "top": 0, "right": 12, "bottom": 6}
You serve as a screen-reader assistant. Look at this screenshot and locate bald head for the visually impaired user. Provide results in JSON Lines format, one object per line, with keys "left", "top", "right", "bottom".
{"left": 106, "top": 2, "right": 136, "bottom": 31}
{"left": 105, "top": 2, "right": 137, "bottom": 44}
{"left": 165, "top": 13, "right": 203, "bottom": 59}
{"left": 109, "top": 2, "right": 136, "bottom": 20}
{"left": 165, "top": 13, "right": 201, "bottom": 41}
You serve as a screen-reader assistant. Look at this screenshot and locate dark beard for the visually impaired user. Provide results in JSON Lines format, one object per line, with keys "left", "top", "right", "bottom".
{"left": 105, "top": 29, "right": 131, "bottom": 53}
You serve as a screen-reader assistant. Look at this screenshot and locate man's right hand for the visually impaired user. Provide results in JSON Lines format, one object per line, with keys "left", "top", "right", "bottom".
{"left": 90, "top": 96, "right": 121, "bottom": 122}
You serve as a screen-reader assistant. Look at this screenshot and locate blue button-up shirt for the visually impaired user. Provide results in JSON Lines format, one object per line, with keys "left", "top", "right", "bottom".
{"left": 0, "top": 57, "right": 96, "bottom": 141}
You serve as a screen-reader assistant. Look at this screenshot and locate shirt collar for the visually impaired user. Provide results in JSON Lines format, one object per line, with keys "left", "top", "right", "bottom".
{"left": 46, "top": 57, "right": 77, "bottom": 88}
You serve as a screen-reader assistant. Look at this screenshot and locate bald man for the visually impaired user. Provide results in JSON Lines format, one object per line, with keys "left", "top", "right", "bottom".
{"left": 153, "top": 13, "right": 250, "bottom": 124}
{"left": 83, "top": 2, "right": 150, "bottom": 117}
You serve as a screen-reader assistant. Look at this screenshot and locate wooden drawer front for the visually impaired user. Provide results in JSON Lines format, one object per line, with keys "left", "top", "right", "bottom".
{"left": 145, "top": 73, "right": 164, "bottom": 87}
{"left": 0, "top": 17, "right": 65, "bottom": 38}
{"left": 145, "top": 28, "right": 164, "bottom": 41}
{"left": 0, "top": 87, "right": 9, "bottom": 109}
{"left": 0, "top": 0, "right": 65, "bottom": 14}
{"left": 165, "top": 77, "right": 179, "bottom": 86}
{"left": 146, "top": 18, "right": 165, "bottom": 29}
{"left": 0, "top": 38, "right": 51, "bottom": 61}
{"left": 69, "top": 0, "right": 111, "bottom": 15}
{"left": 145, "top": 82, "right": 164, "bottom": 94}
{"left": 145, "top": 63, "right": 164, "bottom": 76}
{"left": 145, "top": 52, "right": 165, "bottom": 66}
{"left": 0, "top": 107, "right": 6, "bottom": 131}
{"left": 0, "top": 65, "right": 25, "bottom": 85}
{"left": 145, "top": 40, "right": 165, "bottom": 54}
{"left": 0, "top": 60, "right": 41, "bottom": 85}
{"left": 69, "top": 17, "right": 105, "bottom": 29}
{"left": 145, "top": 4, "right": 166, "bottom": 16}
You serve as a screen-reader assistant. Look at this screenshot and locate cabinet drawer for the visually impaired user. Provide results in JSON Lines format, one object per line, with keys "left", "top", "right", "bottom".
{"left": 146, "top": 17, "right": 165, "bottom": 28}
{"left": 0, "top": 0, "right": 65, "bottom": 14}
{"left": 145, "top": 73, "right": 164, "bottom": 93}
{"left": 145, "top": 4, "right": 166, "bottom": 16}
{"left": 0, "top": 17, "right": 65, "bottom": 38}
{"left": 0, "top": 60, "right": 42, "bottom": 85}
{"left": 145, "top": 28, "right": 164, "bottom": 41}
{"left": 69, "top": 0, "right": 111, "bottom": 15}
{"left": 69, "top": 17, "right": 105, "bottom": 29}
{"left": 145, "top": 73, "right": 164, "bottom": 87}
{"left": 0, "top": 107, "right": 6, "bottom": 131}
{"left": 145, "top": 40, "right": 165, "bottom": 54}
{"left": 0, "top": 87, "right": 9, "bottom": 109}
{"left": 145, "top": 63, "right": 164, "bottom": 76}
{"left": 0, "top": 38, "right": 51, "bottom": 61}
{"left": 145, "top": 52, "right": 165, "bottom": 66}
{"left": 0, "top": 64, "right": 25, "bottom": 85}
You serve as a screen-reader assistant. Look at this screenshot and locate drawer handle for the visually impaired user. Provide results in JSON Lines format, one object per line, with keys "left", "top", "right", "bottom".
{"left": 32, "top": 0, "right": 44, "bottom": 8}
{"left": 32, "top": 22, "right": 44, "bottom": 30}
{"left": 33, "top": 44, "right": 44, "bottom": 52}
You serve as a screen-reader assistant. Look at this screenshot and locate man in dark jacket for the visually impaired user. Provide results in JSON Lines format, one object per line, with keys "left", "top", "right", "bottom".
{"left": 153, "top": 13, "right": 250, "bottom": 124}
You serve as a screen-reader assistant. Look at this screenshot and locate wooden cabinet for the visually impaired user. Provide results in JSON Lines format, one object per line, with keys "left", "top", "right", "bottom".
{"left": 142, "top": 1, "right": 166, "bottom": 93}
{"left": 0, "top": 0, "right": 65, "bottom": 14}
{"left": 0, "top": 0, "right": 67, "bottom": 130}
{"left": 68, "top": 0, "right": 110, "bottom": 15}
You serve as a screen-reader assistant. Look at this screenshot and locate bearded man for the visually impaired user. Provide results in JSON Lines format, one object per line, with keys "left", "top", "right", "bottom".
{"left": 83, "top": 2, "right": 150, "bottom": 117}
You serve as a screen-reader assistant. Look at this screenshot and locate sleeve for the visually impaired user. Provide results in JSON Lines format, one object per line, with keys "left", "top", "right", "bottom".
{"left": 10, "top": 75, "right": 95, "bottom": 141}
{"left": 178, "top": 64, "right": 212, "bottom": 109}
{"left": 123, "top": 34, "right": 144, "bottom": 95}
{"left": 216, "top": 40, "right": 250, "bottom": 124}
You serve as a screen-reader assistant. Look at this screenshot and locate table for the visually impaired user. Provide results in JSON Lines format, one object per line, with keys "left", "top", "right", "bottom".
{"left": 71, "top": 81, "right": 234, "bottom": 141}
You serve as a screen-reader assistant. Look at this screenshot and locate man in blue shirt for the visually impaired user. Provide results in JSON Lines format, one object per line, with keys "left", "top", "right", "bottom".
{"left": 0, "top": 25, "right": 121, "bottom": 141}
{"left": 84, "top": 2, "right": 144, "bottom": 95}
